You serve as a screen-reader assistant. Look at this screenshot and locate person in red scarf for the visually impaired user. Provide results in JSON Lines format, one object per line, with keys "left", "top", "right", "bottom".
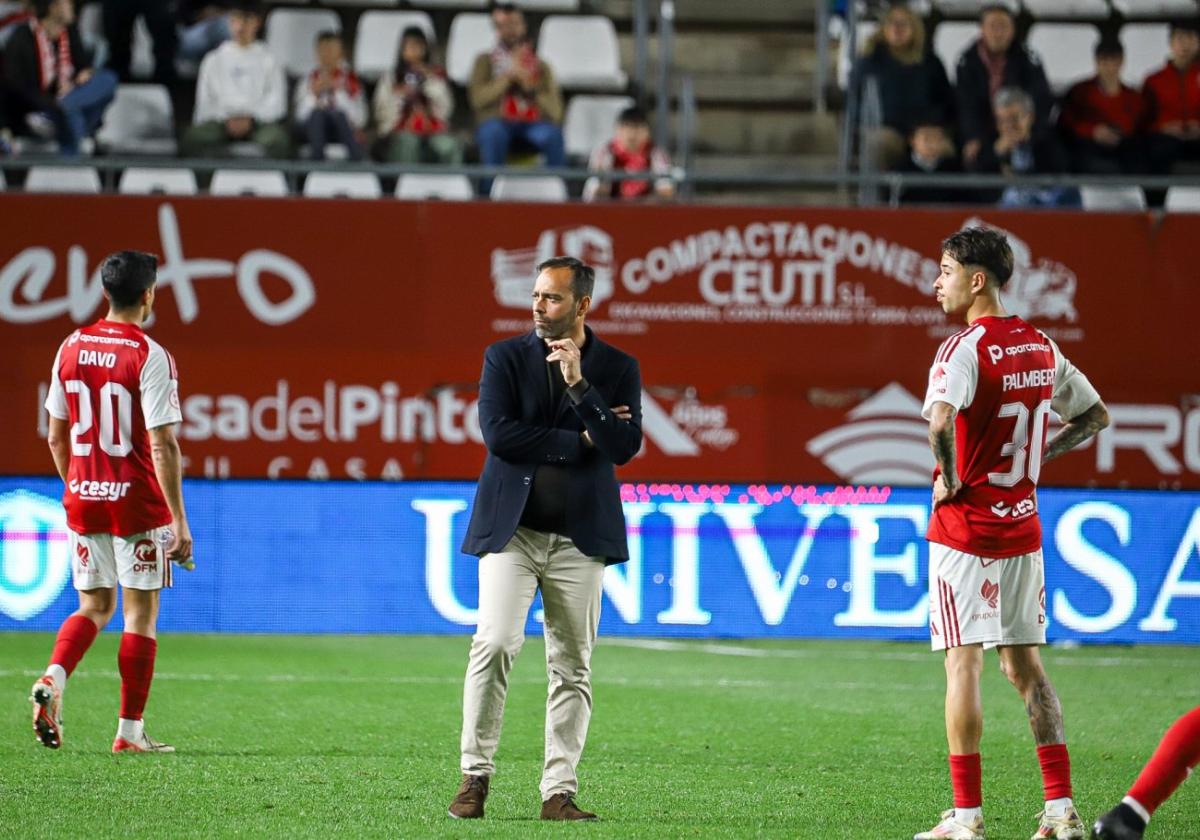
{"left": 1, "top": 0, "right": 117, "bottom": 156}
{"left": 294, "top": 31, "right": 366, "bottom": 161}
{"left": 373, "top": 26, "right": 460, "bottom": 164}
{"left": 1060, "top": 38, "right": 1146, "bottom": 175}
{"left": 468, "top": 2, "right": 564, "bottom": 192}
{"left": 582, "top": 107, "right": 673, "bottom": 202}
{"left": 1143, "top": 20, "right": 1200, "bottom": 177}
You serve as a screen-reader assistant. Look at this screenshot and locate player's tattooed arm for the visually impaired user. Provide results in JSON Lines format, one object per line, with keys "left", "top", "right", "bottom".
{"left": 927, "top": 402, "right": 960, "bottom": 502}
{"left": 1043, "top": 399, "right": 1110, "bottom": 465}
{"left": 1025, "top": 677, "right": 1066, "bottom": 745}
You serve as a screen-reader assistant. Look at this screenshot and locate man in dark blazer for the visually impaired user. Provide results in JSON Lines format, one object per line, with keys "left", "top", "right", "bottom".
{"left": 449, "top": 256, "right": 642, "bottom": 823}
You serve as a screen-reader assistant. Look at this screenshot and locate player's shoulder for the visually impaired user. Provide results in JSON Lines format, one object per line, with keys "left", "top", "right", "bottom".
{"left": 933, "top": 322, "right": 986, "bottom": 364}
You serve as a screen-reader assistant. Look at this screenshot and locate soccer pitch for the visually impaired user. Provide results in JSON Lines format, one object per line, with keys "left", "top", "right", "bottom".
{"left": 1, "top": 634, "right": 1197, "bottom": 839}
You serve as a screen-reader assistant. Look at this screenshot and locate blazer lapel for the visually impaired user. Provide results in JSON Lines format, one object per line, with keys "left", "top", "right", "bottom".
{"left": 523, "top": 331, "right": 555, "bottom": 420}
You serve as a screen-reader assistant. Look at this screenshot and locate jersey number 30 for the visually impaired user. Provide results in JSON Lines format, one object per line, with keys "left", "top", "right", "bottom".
{"left": 65, "top": 380, "right": 133, "bottom": 457}
{"left": 987, "top": 399, "right": 1052, "bottom": 488}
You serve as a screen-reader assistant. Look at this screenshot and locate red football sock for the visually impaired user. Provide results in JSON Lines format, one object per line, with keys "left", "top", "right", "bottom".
{"left": 49, "top": 614, "right": 100, "bottom": 677}
{"left": 118, "top": 633, "right": 157, "bottom": 721}
{"left": 1127, "top": 705, "right": 1200, "bottom": 816}
{"left": 1037, "top": 743, "right": 1073, "bottom": 801}
{"left": 950, "top": 753, "right": 983, "bottom": 808}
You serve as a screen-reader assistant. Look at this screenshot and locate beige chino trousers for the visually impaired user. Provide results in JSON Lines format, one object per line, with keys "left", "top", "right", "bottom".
{"left": 460, "top": 526, "right": 605, "bottom": 799}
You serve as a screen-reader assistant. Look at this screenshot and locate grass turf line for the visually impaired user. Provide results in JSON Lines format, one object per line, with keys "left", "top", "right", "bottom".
{"left": 1, "top": 634, "right": 1197, "bottom": 838}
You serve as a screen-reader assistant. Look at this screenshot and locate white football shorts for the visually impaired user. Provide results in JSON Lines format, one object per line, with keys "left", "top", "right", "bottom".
{"left": 928, "top": 542, "right": 1045, "bottom": 651}
{"left": 70, "top": 526, "right": 173, "bottom": 591}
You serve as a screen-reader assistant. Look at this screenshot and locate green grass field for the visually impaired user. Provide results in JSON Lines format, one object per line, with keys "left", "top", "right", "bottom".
{"left": 1, "top": 634, "right": 1197, "bottom": 839}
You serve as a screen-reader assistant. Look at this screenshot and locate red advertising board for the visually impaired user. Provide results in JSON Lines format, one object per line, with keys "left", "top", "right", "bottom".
{"left": 2, "top": 194, "right": 1196, "bottom": 487}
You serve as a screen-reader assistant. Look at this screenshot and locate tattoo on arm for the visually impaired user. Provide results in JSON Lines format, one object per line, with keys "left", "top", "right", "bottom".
{"left": 1025, "top": 678, "right": 1066, "bottom": 745}
{"left": 929, "top": 406, "right": 958, "bottom": 480}
{"left": 1043, "top": 401, "right": 1109, "bottom": 465}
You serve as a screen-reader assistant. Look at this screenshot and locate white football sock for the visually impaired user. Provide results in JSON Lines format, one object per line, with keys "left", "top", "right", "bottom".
{"left": 955, "top": 806, "right": 982, "bottom": 824}
{"left": 44, "top": 664, "right": 67, "bottom": 693}
{"left": 1044, "top": 797, "right": 1073, "bottom": 818}
{"left": 116, "top": 718, "right": 144, "bottom": 741}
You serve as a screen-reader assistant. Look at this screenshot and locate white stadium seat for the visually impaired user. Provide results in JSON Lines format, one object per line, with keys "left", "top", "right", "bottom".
{"left": 210, "top": 169, "right": 290, "bottom": 197}
{"left": 419, "top": 0, "right": 487, "bottom": 6}
{"left": 119, "top": 167, "right": 199, "bottom": 195}
{"left": 97, "top": 84, "right": 176, "bottom": 155}
{"left": 0, "top": 169, "right": 6, "bottom": 191}
{"left": 1164, "top": 187, "right": 1200, "bottom": 212}
{"left": 302, "top": 172, "right": 383, "bottom": 199}
{"left": 353, "top": 11, "right": 436, "bottom": 81}
{"left": 395, "top": 173, "right": 475, "bottom": 201}
{"left": 1024, "top": 0, "right": 1109, "bottom": 17}
{"left": 446, "top": 13, "right": 494, "bottom": 87}
{"left": 563, "top": 95, "right": 635, "bottom": 158}
{"left": 1027, "top": 23, "right": 1099, "bottom": 93}
{"left": 933, "top": 21, "right": 979, "bottom": 84}
{"left": 490, "top": 175, "right": 567, "bottom": 202}
{"left": 934, "top": 0, "right": 1020, "bottom": 14}
{"left": 838, "top": 21, "right": 878, "bottom": 91}
{"left": 1080, "top": 184, "right": 1147, "bottom": 211}
{"left": 265, "top": 8, "right": 341, "bottom": 77}
{"left": 1112, "top": 0, "right": 1198, "bottom": 17}
{"left": 25, "top": 166, "right": 102, "bottom": 193}
{"left": 537, "top": 16, "right": 627, "bottom": 90}
{"left": 510, "top": 0, "right": 580, "bottom": 9}
{"left": 1121, "top": 24, "right": 1169, "bottom": 89}
{"left": 322, "top": 0, "right": 399, "bottom": 5}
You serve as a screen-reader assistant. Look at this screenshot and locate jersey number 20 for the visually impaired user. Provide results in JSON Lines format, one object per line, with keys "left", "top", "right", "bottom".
{"left": 65, "top": 379, "right": 133, "bottom": 458}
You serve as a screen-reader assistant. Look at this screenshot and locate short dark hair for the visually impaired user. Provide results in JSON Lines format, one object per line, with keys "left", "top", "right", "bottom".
{"left": 101, "top": 251, "right": 158, "bottom": 308}
{"left": 617, "top": 106, "right": 649, "bottom": 127}
{"left": 979, "top": 3, "right": 1015, "bottom": 21}
{"left": 537, "top": 256, "right": 595, "bottom": 301}
{"left": 31, "top": 0, "right": 55, "bottom": 19}
{"left": 1170, "top": 18, "right": 1200, "bottom": 36}
{"left": 315, "top": 30, "right": 342, "bottom": 46}
{"left": 489, "top": 1, "right": 518, "bottom": 12}
{"left": 1095, "top": 37, "right": 1123, "bottom": 58}
{"left": 229, "top": 0, "right": 265, "bottom": 17}
{"left": 941, "top": 227, "right": 1014, "bottom": 288}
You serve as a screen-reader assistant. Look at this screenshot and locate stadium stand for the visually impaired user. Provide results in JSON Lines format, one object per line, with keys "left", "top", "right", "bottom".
{"left": 932, "top": 21, "right": 976, "bottom": 84}
{"left": 1027, "top": 23, "right": 1100, "bottom": 94}
{"left": 536, "top": 16, "right": 625, "bottom": 90}
{"left": 1121, "top": 23, "right": 1171, "bottom": 88}
{"left": 1164, "top": 185, "right": 1200, "bottom": 210}
{"left": 1080, "top": 184, "right": 1148, "bottom": 210}
{"left": 563, "top": 95, "right": 634, "bottom": 159}
{"left": 302, "top": 171, "right": 384, "bottom": 197}
{"left": 118, "top": 167, "right": 200, "bottom": 195}
{"left": 395, "top": 172, "right": 474, "bottom": 200}
{"left": 96, "top": 85, "right": 177, "bottom": 156}
{"left": 445, "top": 12, "right": 492, "bottom": 86}
{"left": 489, "top": 174, "right": 568, "bottom": 201}
{"left": 352, "top": 10, "right": 437, "bottom": 80}
{"left": 264, "top": 7, "right": 342, "bottom": 78}
{"left": 1112, "top": 0, "right": 1200, "bottom": 17}
{"left": 1023, "top": 0, "right": 1109, "bottom": 18}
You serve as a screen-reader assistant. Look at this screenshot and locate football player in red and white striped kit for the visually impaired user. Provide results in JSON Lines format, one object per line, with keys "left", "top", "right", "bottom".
{"left": 915, "top": 228, "right": 1110, "bottom": 840}
{"left": 31, "top": 250, "right": 193, "bottom": 754}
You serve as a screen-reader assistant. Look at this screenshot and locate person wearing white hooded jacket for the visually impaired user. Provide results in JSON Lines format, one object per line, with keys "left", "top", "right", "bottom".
{"left": 180, "top": 0, "right": 289, "bottom": 159}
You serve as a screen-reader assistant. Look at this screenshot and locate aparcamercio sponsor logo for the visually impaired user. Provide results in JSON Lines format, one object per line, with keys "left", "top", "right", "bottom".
{"left": 0, "top": 491, "right": 71, "bottom": 621}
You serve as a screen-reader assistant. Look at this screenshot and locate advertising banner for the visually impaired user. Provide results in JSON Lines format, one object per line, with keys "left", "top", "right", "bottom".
{"left": 2, "top": 195, "right": 1197, "bottom": 487}
{"left": 1, "top": 478, "right": 1197, "bottom": 644}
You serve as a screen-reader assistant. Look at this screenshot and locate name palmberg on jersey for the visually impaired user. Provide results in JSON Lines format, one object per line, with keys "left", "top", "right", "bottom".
{"left": 1002, "top": 368, "right": 1055, "bottom": 391}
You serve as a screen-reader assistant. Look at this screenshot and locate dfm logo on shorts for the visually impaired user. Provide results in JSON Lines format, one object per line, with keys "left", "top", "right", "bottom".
{"left": 131, "top": 539, "right": 158, "bottom": 574}
{"left": 0, "top": 491, "right": 71, "bottom": 621}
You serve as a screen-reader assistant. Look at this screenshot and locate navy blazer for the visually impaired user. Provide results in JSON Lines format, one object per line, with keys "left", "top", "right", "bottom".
{"left": 462, "top": 326, "right": 642, "bottom": 564}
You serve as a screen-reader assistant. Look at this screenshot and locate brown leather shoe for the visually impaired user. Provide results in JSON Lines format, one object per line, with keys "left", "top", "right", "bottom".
{"left": 448, "top": 774, "right": 489, "bottom": 819}
{"left": 540, "top": 792, "right": 598, "bottom": 821}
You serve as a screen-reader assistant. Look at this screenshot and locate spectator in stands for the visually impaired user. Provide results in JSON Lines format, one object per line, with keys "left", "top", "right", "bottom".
{"left": 1143, "top": 19, "right": 1200, "bottom": 176}
{"left": 0, "top": 1, "right": 32, "bottom": 45}
{"left": 373, "top": 26, "right": 460, "bottom": 165}
{"left": 177, "top": 1, "right": 230, "bottom": 68}
{"left": 850, "top": 3, "right": 954, "bottom": 172}
{"left": 974, "top": 86, "right": 1075, "bottom": 207}
{"left": 1060, "top": 38, "right": 1145, "bottom": 175}
{"left": 295, "top": 31, "right": 365, "bottom": 161}
{"left": 180, "top": 0, "right": 288, "bottom": 160}
{"left": 894, "top": 117, "right": 964, "bottom": 205}
{"left": 954, "top": 3, "right": 1052, "bottom": 169}
{"left": 2, "top": 0, "right": 117, "bottom": 156}
{"left": 101, "top": 0, "right": 176, "bottom": 85}
{"left": 583, "top": 106, "right": 673, "bottom": 202}
{"left": 469, "top": 1, "right": 565, "bottom": 189}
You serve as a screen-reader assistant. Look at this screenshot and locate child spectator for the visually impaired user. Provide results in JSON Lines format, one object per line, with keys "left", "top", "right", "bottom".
{"left": 295, "top": 31, "right": 365, "bottom": 161}
{"left": 1060, "top": 38, "right": 1145, "bottom": 175}
{"left": 850, "top": 4, "right": 954, "bottom": 171}
{"left": 180, "top": 0, "right": 288, "bottom": 159}
{"left": 1143, "top": 19, "right": 1200, "bottom": 175}
{"left": 894, "top": 119, "right": 964, "bottom": 205}
{"left": 2, "top": 0, "right": 117, "bottom": 156}
{"left": 373, "top": 26, "right": 460, "bottom": 164}
{"left": 582, "top": 106, "right": 673, "bottom": 201}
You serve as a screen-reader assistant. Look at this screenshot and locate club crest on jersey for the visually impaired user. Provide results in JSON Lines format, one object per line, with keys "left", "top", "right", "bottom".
{"left": 76, "top": 542, "right": 89, "bottom": 568}
{"left": 931, "top": 364, "right": 947, "bottom": 394}
{"left": 981, "top": 580, "right": 999, "bottom": 610}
